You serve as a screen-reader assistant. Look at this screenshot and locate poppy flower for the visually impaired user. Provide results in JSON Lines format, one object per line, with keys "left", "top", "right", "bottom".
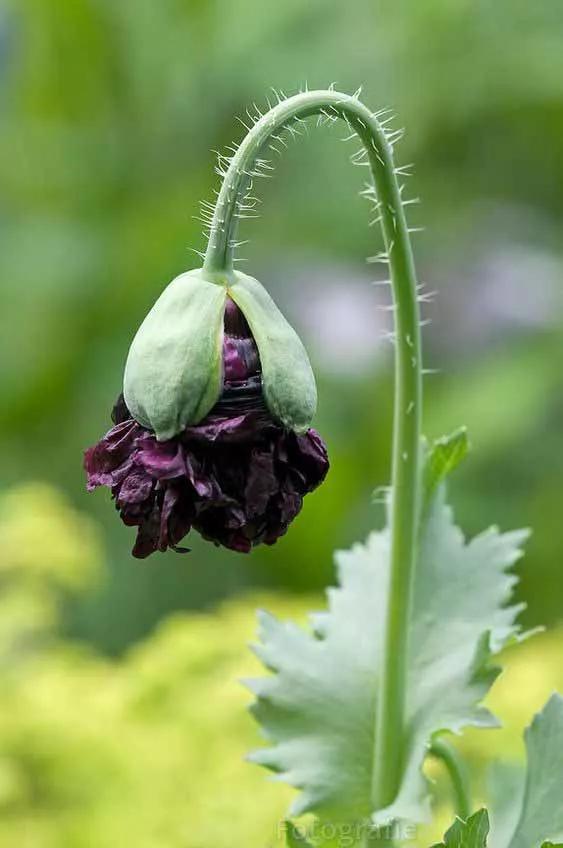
{"left": 84, "top": 286, "right": 328, "bottom": 557}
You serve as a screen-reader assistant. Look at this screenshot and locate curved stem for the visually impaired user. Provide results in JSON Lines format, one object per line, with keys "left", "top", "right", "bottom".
{"left": 204, "top": 90, "right": 423, "bottom": 811}
{"left": 430, "top": 737, "right": 472, "bottom": 821}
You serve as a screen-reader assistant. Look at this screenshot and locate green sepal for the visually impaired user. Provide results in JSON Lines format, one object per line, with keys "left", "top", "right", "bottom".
{"left": 229, "top": 271, "right": 317, "bottom": 433}
{"left": 123, "top": 269, "right": 226, "bottom": 441}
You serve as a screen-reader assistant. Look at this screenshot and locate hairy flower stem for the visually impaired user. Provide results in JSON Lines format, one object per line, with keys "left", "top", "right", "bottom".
{"left": 204, "top": 91, "right": 423, "bottom": 813}
{"left": 430, "top": 738, "right": 472, "bottom": 822}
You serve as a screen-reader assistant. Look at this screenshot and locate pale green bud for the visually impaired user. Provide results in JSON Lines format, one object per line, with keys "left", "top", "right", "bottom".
{"left": 123, "top": 268, "right": 317, "bottom": 441}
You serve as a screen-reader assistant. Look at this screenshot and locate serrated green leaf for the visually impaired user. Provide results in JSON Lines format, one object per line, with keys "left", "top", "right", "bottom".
{"left": 248, "top": 491, "right": 528, "bottom": 827}
{"left": 423, "top": 427, "right": 469, "bottom": 508}
{"left": 285, "top": 821, "right": 314, "bottom": 847}
{"left": 507, "top": 694, "right": 563, "bottom": 848}
{"left": 432, "top": 809, "right": 490, "bottom": 847}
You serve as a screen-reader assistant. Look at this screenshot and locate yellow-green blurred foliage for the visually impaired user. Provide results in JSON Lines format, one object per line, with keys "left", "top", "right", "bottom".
{"left": 0, "top": 483, "right": 561, "bottom": 847}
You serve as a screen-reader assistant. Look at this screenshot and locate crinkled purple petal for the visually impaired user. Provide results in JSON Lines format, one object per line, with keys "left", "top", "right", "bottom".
{"left": 158, "top": 486, "right": 179, "bottom": 551}
{"left": 245, "top": 449, "right": 277, "bottom": 519}
{"left": 184, "top": 452, "right": 217, "bottom": 499}
{"left": 132, "top": 502, "right": 161, "bottom": 559}
{"left": 85, "top": 403, "right": 329, "bottom": 557}
{"left": 183, "top": 410, "right": 274, "bottom": 445}
{"left": 84, "top": 419, "right": 141, "bottom": 489}
{"left": 136, "top": 437, "right": 186, "bottom": 480}
{"left": 291, "top": 429, "right": 330, "bottom": 488}
{"left": 223, "top": 336, "right": 260, "bottom": 382}
{"left": 116, "top": 468, "right": 154, "bottom": 506}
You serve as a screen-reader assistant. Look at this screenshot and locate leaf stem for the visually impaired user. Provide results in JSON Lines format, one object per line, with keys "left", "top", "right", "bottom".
{"left": 430, "top": 737, "right": 472, "bottom": 821}
{"left": 204, "top": 90, "right": 423, "bottom": 812}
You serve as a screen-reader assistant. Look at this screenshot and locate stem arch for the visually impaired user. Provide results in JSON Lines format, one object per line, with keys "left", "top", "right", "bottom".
{"left": 204, "top": 89, "right": 423, "bottom": 813}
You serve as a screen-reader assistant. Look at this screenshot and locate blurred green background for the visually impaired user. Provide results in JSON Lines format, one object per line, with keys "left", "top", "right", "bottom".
{"left": 1, "top": 0, "right": 563, "bottom": 845}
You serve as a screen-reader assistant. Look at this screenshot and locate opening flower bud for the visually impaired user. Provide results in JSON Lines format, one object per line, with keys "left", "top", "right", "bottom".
{"left": 123, "top": 268, "right": 317, "bottom": 440}
{"left": 84, "top": 275, "right": 328, "bottom": 558}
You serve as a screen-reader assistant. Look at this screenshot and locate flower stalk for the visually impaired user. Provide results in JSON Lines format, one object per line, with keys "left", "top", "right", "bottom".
{"left": 430, "top": 737, "right": 472, "bottom": 822}
{"left": 204, "top": 90, "right": 423, "bottom": 813}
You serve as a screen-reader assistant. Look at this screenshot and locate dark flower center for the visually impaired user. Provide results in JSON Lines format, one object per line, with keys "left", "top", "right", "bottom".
{"left": 214, "top": 296, "right": 266, "bottom": 417}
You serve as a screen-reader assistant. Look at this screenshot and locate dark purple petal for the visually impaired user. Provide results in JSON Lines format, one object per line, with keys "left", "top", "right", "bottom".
{"left": 159, "top": 486, "right": 177, "bottom": 546}
{"left": 183, "top": 410, "right": 274, "bottom": 445}
{"left": 224, "top": 296, "right": 251, "bottom": 338}
{"left": 111, "top": 394, "right": 131, "bottom": 425}
{"left": 84, "top": 419, "right": 141, "bottom": 489}
{"left": 264, "top": 490, "right": 303, "bottom": 545}
{"left": 116, "top": 468, "right": 154, "bottom": 505}
{"left": 245, "top": 449, "right": 277, "bottom": 518}
{"left": 223, "top": 297, "right": 261, "bottom": 384}
{"left": 290, "top": 429, "right": 330, "bottom": 490}
{"left": 223, "top": 336, "right": 260, "bottom": 382}
{"left": 226, "top": 532, "right": 252, "bottom": 554}
{"left": 110, "top": 456, "right": 137, "bottom": 487}
{"left": 132, "top": 502, "right": 161, "bottom": 559}
{"left": 136, "top": 437, "right": 186, "bottom": 480}
{"left": 184, "top": 452, "right": 218, "bottom": 499}
{"left": 167, "top": 497, "right": 193, "bottom": 552}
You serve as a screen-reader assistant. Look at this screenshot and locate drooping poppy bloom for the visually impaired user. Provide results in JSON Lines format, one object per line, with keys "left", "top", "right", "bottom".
{"left": 84, "top": 285, "right": 328, "bottom": 558}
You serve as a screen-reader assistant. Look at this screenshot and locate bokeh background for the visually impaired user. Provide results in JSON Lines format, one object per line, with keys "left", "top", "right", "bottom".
{"left": 1, "top": 0, "right": 563, "bottom": 845}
